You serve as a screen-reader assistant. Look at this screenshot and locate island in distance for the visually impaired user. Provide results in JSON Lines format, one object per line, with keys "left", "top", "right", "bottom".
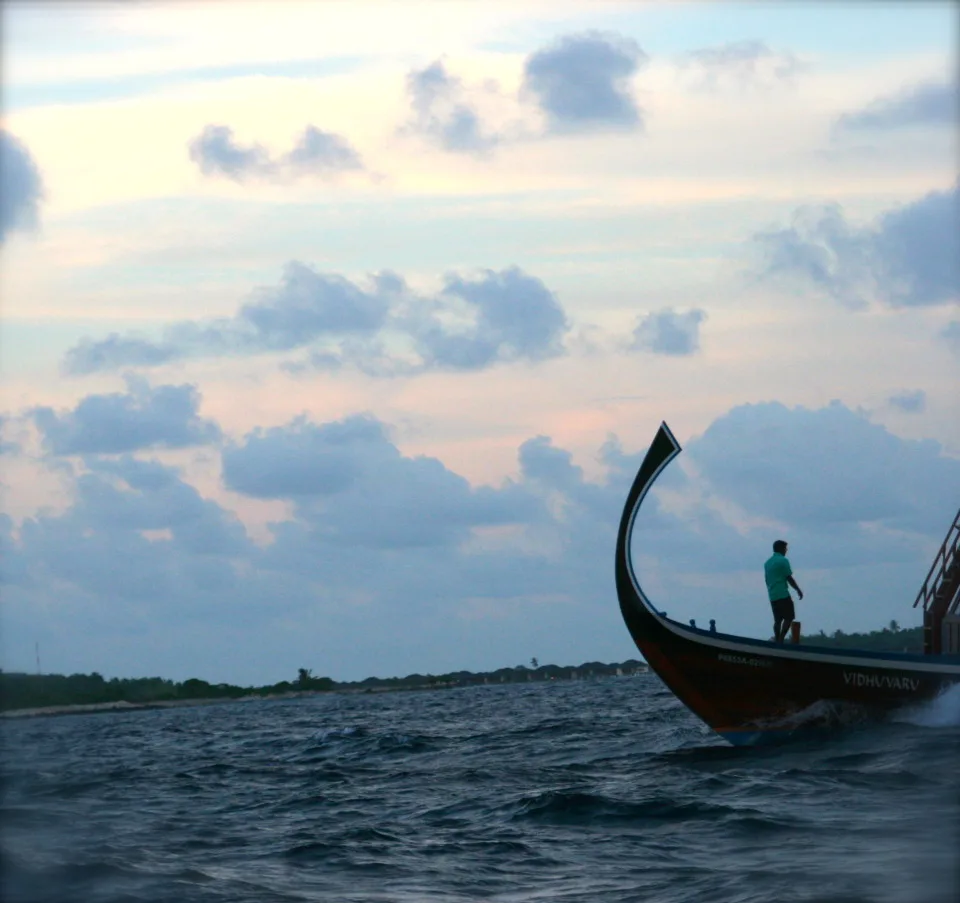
{"left": 0, "top": 624, "right": 921, "bottom": 718}
{"left": 1, "top": 658, "right": 649, "bottom": 718}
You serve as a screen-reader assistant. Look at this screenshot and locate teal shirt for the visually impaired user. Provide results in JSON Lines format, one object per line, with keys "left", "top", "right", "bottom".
{"left": 764, "top": 553, "right": 793, "bottom": 602}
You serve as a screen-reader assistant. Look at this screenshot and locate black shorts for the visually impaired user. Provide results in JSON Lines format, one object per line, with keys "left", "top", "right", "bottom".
{"left": 771, "top": 597, "right": 795, "bottom": 622}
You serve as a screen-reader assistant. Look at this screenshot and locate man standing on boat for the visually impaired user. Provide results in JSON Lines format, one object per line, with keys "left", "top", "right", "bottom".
{"left": 764, "top": 540, "right": 803, "bottom": 643}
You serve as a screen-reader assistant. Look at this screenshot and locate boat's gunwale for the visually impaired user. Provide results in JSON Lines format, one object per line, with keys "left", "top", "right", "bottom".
{"left": 643, "top": 617, "right": 960, "bottom": 672}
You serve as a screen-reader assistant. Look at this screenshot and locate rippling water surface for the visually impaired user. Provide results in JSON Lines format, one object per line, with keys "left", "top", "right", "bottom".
{"left": 3, "top": 676, "right": 959, "bottom": 903}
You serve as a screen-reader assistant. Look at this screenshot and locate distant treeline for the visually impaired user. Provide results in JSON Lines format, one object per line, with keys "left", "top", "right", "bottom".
{"left": 0, "top": 625, "right": 924, "bottom": 713}
{"left": 0, "top": 661, "right": 647, "bottom": 713}
{"left": 0, "top": 670, "right": 334, "bottom": 713}
{"left": 799, "top": 624, "right": 922, "bottom": 653}
{"left": 336, "top": 660, "right": 649, "bottom": 692}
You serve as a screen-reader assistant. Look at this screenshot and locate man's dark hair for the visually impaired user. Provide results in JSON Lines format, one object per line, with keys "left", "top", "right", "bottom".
{"left": 773, "top": 540, "right": 787, "bottom": 555}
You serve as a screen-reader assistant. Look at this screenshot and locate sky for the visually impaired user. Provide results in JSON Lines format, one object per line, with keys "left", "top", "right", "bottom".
{"left": 1, "top": 1, "right": 958, "bottom": 686}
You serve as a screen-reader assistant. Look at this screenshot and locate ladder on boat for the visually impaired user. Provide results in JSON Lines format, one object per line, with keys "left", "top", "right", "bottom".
{"left": 913, "top": 507, "right": 960, "bottom": 655}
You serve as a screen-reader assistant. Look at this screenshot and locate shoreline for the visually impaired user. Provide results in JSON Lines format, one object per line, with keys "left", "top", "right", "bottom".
{"left": 0, "top": 689, "right": 364, "bottom": 720}
{"left": 0, "top": 672, "right": 651, "bottom": 720}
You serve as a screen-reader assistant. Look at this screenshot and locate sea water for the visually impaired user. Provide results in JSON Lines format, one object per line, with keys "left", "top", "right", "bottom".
{"left": 2, "top": 676, "right": 958, "bottom": 903}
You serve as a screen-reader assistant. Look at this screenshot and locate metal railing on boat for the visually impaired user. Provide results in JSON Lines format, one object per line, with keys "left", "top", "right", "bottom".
{"left": 913, "top": 507, "right": 960, "bottom": 654}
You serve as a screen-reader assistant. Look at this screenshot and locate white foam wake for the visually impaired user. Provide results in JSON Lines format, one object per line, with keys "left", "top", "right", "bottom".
{"left": 893, "top": 683, "right": 960, "bottom": 728}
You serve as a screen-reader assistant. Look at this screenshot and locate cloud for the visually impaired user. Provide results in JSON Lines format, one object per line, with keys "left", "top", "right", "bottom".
{"left": 32, "top": 377, "right": 222, "bottom": 455}
{"left": 4, "top": 399, "right": 958, "bottom": 682}
{"left": 628, "top": 308, "right": 706, "bottom": 356}
{"left": 750, "top": 184, "right": 959, "bottom": 308}
{"left": 222, "top": 414, "right": 383, "bottom": 500}
{"left": 12, "top": 456, "right": 251, "bottom": 608}
{"left": 236, "top": 262, "right": 388, "bottom": 347}
{"left": 0, "top": 415, "right": 21, "bottom": 456}
{"left": 836, "top": 80, "right": 958, "bottom": 131}
{"left": 888, "top": 390, "right": 926, "bottom": 414}
{"left": 523, "top": 31, "right": 647, "bottom": 132}
{"left": 63, "top": 334, "right": 179, "bottom": 375}
{"left": 188, "top": 124, "right": 275, "bottom": 180}
{"left": 81, "top": 456, "right": 249, "bottom": 555}
{"left": 404, "top": 37, "right": 651, "bottom": 149}
{"left": 0, "top": 130, "right": 43, "bottom": 242}
{"left": 281, "top": 125, "right": 364, "bottom": 173}
{"left": 0, "top": 514, "right": 29, "bottom": 586}
{"left": 64, "top": 262, "right": 390, "bottom": 374}
{"left": 519, "top": 435, "right": 586, "bottom": 490}
{"left": 229, "top": 400, "right": 958, "bottom": 596}
{"left": 941, "top": 321, "right": 960, "bottom": 354}
{"left": 404, "top": 60, "right": 499, "bottom": 154}
{"left": 686, "top": 400, "right": 959, "bottom": 536}
{"left": 224, "top": 413, "right": 542, "bottom": 549}
{"left": 189, "top": 124, "right": 363, "bottom": 182}
{"left": 680, "top": 40, "right": 806, "bottom": 89}
{"left": 872, "top": 185, "right": 960, "bottom": 307}
{"left": 751, "top": 204, "right": 874, "bottom": 309}
{"left": 64, "top": 264, "right": 571, "bottom": 376}
{"left": 412, "top": 267, "right": 568, "bottom": 369}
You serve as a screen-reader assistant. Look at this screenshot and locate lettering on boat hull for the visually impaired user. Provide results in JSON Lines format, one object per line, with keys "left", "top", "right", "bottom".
{"left": 718, "top": 653, "right": 773, "bottom": 668}
{"left": 842, "top": 671, "right": 920, "bottom": 692}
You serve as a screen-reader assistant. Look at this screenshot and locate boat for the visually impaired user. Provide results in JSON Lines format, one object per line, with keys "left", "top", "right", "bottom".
{"left": 615, "top": 421, "right": 960, "bottom": 746}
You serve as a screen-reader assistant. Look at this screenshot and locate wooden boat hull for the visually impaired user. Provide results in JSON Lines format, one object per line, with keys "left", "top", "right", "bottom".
{"left": 615, "top": 422, "right": 960, "bottom": 746}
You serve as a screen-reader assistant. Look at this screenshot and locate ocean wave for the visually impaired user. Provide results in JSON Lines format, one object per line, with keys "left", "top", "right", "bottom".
{"left": 3, "top": 677, "right": 958, "bottom": 903}
{"left": 512, "top": 788, "right": 740, "bottom": 824}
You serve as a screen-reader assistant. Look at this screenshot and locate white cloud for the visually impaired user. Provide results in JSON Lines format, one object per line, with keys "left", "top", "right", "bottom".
{"left": 62, "top": 263, "right": 571, "bottom": 377}
{"left": 629, "top": 308, "right": 706, "bottom": 355}
{"left": 32, "top": 376, "right": 222, "bottom": 455}
{"left": 2, "top": 398, "right": 956, "bottom": 683}
{"left": 0, "top": 130, "right": 43, "bottom": 241}
{"left": 835, "top": 79, "right": 958, "bottom": 131}
{"left": 522, "top": 31, "right": 648, "bottom": 132}
{"left": 888, "top": 389, "right": 926, "bottom": 414}
{"left": 677, "top": 40, "right": 808, "bottom": 91}
{"left": 750, "top": 183, "right": 959, "bottom": 309}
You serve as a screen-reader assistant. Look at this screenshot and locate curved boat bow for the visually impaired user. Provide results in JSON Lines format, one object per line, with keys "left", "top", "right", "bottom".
{"left": 615, "top": 422, "right": 960, "bottom": 746}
